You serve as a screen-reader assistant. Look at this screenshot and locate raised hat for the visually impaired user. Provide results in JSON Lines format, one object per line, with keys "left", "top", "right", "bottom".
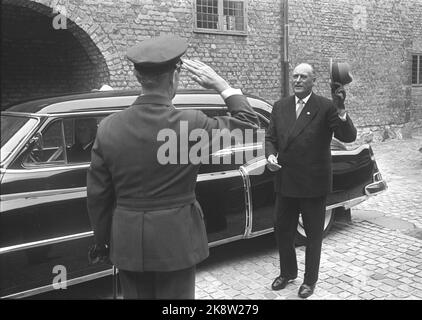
{"left": 126, "top": 35, "right": 188, "bottom": 73}
{"left": 330, "top": 59, "right": 353, "bottom": 85}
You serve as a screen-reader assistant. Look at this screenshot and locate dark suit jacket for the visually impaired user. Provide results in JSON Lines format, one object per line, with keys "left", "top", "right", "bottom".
{"left": 87, "top": 93, "right": 259, "bottom": 272}
{"left": 265, "top": 93, "right": 357, "bottom": 198}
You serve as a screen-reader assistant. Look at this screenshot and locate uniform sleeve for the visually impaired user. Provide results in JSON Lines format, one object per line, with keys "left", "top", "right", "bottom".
{"left": 265, "top": 101, "right": 279, "bottom": 157}
{"left": 195, "top": 94, "right": 260, "bottom": 133}
{"left": 87, "top": 132, "right": 115, "bottom": 246}
{"left": 327, "top": 103, "right": 357, "bottom": 143}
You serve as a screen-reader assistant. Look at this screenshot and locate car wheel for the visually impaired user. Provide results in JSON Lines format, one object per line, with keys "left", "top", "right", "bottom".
{"left": 295, "top": 209, "right": 334, "bottom": 246}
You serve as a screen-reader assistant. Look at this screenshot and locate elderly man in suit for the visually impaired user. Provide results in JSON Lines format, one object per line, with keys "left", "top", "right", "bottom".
{"left": 87, "top": 35, "right": 259, "bottom": 299}
{"left": 265, "top": 63, "right": 357, "bottom": 298}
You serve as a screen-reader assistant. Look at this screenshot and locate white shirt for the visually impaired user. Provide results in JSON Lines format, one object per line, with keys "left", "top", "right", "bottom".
{"left": 220, "top": 87, "right": 242, "bottom": 100}
{"left": 295, "top": 92, "right": 312, "bottom": 117}
{"left": 295, "top": 92, "right": 347, "bottom": 121}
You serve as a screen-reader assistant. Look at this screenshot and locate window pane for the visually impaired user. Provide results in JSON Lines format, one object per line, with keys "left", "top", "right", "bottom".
{"left": 412, "top": 55, "right": 418, "bottom": 84}
{"left": 196, "top": 0, "right": 218, "bottom": 29}
{"left": 1, "top": 115, "right": 37, "bottom": 163}
{"left": 64, "top": 117, "right": 101, "bottom": 163}
{"left": 223, "top": 0, "right": 245, "bottom": 31}
{"left": 419, "top": 56, "right": 422, "bottom": 84}
{"left": 24, "top": 120, "right": 65, "bottom": 165}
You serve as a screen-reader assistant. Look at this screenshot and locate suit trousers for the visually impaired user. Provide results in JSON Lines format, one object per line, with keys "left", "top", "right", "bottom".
{"left": 118, "top": 265, "right": 196, "bottom": 299}
{"left": 274, "top": 194, "right": 327, "bottom": 285}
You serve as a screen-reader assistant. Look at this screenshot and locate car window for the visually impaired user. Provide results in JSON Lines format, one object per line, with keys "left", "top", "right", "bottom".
{"left": 64, "top": 116, "right": 104, "bottom": 164}
{"left": 198, "top": 107, "right": 247, "bottom": 173}
{"left": 1, "top": 115, "right": 38, "bottom": 164}
{"left": 23, "top": 120, "right": 65, "bottom": 166}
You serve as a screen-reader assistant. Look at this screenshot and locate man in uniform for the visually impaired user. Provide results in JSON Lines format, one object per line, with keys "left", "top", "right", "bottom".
{"left": 87, "top": 35, "right": 259, "bottom": 299}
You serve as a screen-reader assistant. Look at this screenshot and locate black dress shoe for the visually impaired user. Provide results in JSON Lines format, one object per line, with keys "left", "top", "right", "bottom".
{"left": 271, "top": 276, "right": 296, "bottom": 291}
{"left": 298, "top": 283, "right": 316, "bottom": 298}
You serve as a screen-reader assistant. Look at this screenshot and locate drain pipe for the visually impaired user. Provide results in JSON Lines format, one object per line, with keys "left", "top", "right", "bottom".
{"left": 282, "top": 0, "right": 289, "bottom": 97}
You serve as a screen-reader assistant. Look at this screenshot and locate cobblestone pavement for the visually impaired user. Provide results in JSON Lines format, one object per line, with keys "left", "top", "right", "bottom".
{"left": 195, "top": 135, "right": 422, "bottom": 300}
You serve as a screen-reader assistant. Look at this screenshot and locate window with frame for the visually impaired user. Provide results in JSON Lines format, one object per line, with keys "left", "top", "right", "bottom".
{"left": 23, "top": 120, "right": 66, "bottom": 166}
{"left": 194, "top": 0, "right": 247, "bottom": 35}
{"left": 412, "top": 54, "right": 422, "bottom": 85}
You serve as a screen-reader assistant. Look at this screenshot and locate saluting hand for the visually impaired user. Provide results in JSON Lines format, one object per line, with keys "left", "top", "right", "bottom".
{"left": 183, "top": 59, "right": 230, "bottom": 94}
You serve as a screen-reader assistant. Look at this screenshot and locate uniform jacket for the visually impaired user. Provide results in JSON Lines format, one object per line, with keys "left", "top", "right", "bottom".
{"left": 265, "top": 93, "right": 357, "bottom": 198}
{"left": 87, "top": 93, "right": 259, "bottom": 272}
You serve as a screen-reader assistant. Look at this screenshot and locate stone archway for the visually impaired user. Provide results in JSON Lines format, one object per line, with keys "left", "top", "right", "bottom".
{"left": 1, "top": 0, "right": 113, "bottom": 109}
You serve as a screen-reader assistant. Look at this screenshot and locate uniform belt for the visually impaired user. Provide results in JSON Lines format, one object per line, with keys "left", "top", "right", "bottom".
{"left": 116, "top": 192, "right": 196, "bottom": 211}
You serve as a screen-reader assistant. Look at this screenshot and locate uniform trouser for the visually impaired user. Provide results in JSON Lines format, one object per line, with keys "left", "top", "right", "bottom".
{"left": 274, "top": 195, "right": 326, "bottom": 285}
{"left": 118, "top": 265, "right": 196, "bottom": 299}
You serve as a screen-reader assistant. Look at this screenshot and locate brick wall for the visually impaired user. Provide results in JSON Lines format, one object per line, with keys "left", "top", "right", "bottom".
{"left": 288, "top": 0, "right": 422, "bottom": 141}
{"left": 2, "top": 0, "right": 421, "bottom": 139}
{"left": 2, "top": 0, "right": 283, "bottom": 108}
{"left": 53, "top": 0, "right": 284, "bottom": 102}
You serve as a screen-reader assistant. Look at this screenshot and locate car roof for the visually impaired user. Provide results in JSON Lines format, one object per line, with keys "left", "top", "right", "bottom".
{"left": 3, "top": 89, "right": 272, "bottom": 115}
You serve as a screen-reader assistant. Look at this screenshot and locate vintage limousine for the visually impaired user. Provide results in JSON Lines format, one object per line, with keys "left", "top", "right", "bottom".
{"left": 0, "top": 89, "right": 387, "bottom": 298}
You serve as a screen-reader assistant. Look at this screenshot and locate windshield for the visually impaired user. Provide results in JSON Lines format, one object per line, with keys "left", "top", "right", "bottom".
{"left": 1, "top": 114, "right": 38, "bottom": 164}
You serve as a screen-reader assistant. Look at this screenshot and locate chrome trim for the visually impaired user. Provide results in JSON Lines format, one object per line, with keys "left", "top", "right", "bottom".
{"left": 1, "top": 171, "right": 243, "bottom": 212}
{"left": 373, "top": 172, "right": 383, "bottom": 181}
{"left": 246, "top": 97, "right": 272, "bottom": 113}
{"left": 176, "top": 106, "right": 226, "bottom": 110}
{"left": 208, "top": 234, "right": 246, "bottom": 248}
{"left": 38, "top": 96, "right": 138, "bottom": 115}
{"left": 3, "top": 164, "right": 90, "bottom": 173}
{"left": 212, "top": 143, "right": 263, "bottom": 157}
{"left": 0, "top": 187, "right": 87, "bottom": 212}
{"left": 239, "top": 166, "right": 253, "bottom": 238}
{"left": 1, "top": 268, "right": 113, "bottom": 299}
{"left": 331, "top": 144, "right": 370, "bottom": 156}
{"left": 5, "top": 164, "right": 89, "bottom": 173}
{"left": 242, "top": 156, "right": 267, "bottom": 173}
{"left": 248, "top": 227, "right": 274, "bottom": 238}
{"left": 1, "top": 111, "right": 42, "bottom": 118}
{"left": 47, "top": 110, "right": 123, "bottom": 117}
{"left": 327, "top": 196, "right": 367, "bottom": 211}
{"left": 0, "top": 231, "right": 93, "bottom": 255}
{"left": 173, "top": 94, "right": 225, "bottom": 105}
{"left": 364, "top": 180, "right": 388, "bottom": 196}
{"left": 197, "top": 170, "right": 241, "bottom": 182}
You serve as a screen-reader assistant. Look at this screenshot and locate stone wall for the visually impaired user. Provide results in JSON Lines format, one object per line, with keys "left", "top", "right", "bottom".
{"left": 2, "top": 0, "right": 421, "bottom": 141}
{"left": 2, "top": 0, "right": 283, "bottom": 108}
{"left": 288, "top": 0, "right": 422, "bottom": 141}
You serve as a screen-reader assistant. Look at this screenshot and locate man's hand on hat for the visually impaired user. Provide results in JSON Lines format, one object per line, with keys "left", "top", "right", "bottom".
{"left": 183, "top": 59, "right": 230, "bottom": 93}
{"left": 330, "top": 80, "right": 346, "bottom": 111}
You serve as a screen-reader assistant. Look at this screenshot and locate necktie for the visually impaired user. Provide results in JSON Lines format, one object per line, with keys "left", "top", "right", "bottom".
{"left": 296, "top": 99, "right": 305, "bottom": 119}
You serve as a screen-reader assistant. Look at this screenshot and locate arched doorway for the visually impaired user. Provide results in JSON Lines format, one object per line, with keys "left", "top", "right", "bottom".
{"left": 1, "top": 1, "right": 110, "bottom": 109}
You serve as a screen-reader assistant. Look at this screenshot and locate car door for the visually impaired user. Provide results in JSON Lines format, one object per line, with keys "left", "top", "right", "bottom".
{"left": 176, "top": 105, "right": 248, "bottom": 245}
{"left": 240, "top": 101, "right": 277, "bottom": 236}
{"left": 0, "top": 113, "right": 112, "bottom": 298}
